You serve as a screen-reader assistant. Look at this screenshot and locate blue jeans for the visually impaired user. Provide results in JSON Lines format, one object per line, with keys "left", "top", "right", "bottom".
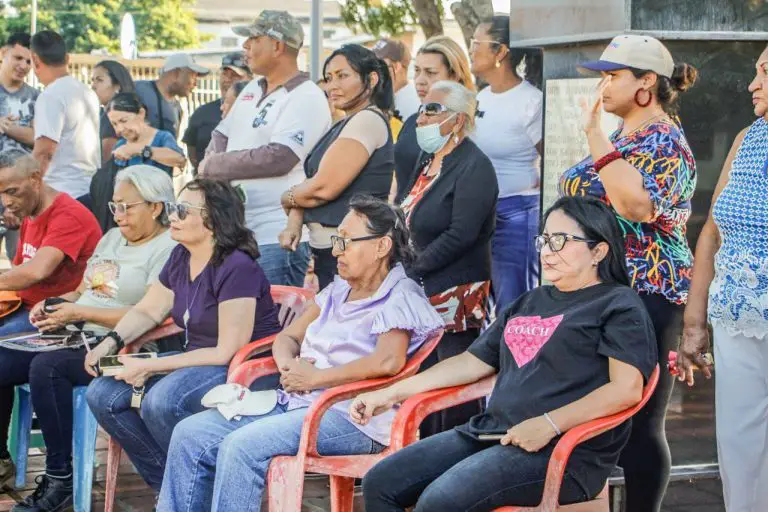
{"left": 363, "top": 429, "right": 593, "bottom": 511}
{"left": 85, "top": 363, "right": 228, "bottom": 490}
{"left": 0, "top": 306, "right": 34, "bottom": 337}
{"left": 158, "top": 405, "right": 383, "bottom": 512}
{"left": 257, "top": 242, "right": 310, "bottom": 287}
{"left": 491, "top": 195, "right": 540, "bottom": 314}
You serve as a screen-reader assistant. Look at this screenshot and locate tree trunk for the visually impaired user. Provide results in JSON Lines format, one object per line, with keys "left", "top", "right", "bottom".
{"left": 411, "top": 0, "right": 443, "bottom": 39}
{"left": 450, "top": 0, "right": 494, "bottom": 48}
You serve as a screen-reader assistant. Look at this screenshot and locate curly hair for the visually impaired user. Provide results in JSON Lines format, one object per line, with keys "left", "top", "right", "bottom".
{"left": 180, "top": 179, "right": 259, "bottom": 265}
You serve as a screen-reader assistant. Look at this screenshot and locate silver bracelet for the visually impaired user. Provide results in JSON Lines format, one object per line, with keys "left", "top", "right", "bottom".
{"left": 544, "top": 412, "right": 562, "bottom": 436}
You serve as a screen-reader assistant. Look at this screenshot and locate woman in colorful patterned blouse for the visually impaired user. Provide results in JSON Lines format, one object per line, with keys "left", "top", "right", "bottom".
{"left": 400, "top": 80, "right": 498, "bottom": 437}
{"left": 677, "top": 45, "right": 768, "bottom": 512}
{"left": 558, "top": 35, "right": 697, "bottom": 512}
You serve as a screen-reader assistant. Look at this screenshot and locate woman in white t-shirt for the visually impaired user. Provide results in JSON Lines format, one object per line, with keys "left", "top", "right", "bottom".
{"left": 470, "top": 15, "right": 544, "bottom": 314}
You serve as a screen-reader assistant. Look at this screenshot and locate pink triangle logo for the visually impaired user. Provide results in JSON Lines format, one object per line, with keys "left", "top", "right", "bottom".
{"left": 504, "top": 315, "right": 564, "bottom": 367}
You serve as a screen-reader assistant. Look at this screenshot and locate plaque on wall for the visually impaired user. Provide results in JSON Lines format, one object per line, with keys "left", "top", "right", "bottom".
{"left": 542, "top": 78, "right": 621, "bottom": 213}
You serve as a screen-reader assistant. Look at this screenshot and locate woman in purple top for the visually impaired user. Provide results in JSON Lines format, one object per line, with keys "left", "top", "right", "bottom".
{"left": 85, "top": 179, "right": 282, "bottom": 493}
{"left": 157, "top": 196, "right": 444, "bottom": 512}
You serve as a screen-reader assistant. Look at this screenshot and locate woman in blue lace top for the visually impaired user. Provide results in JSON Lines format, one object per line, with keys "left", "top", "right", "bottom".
{"left": 678, "top": 45, "right": 768, "bottom": 512}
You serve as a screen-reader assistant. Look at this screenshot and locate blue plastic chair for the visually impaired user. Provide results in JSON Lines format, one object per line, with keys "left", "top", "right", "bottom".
{"left": 10, "top": 384, "right": 99, "bottom": 512}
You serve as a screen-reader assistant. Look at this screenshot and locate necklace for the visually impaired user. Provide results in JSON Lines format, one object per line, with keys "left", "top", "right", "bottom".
{"left": 622, "top": 112, "right": 667, "bottom": 138}
{"left": 183, "top": 272, "right": 205, "bottom": 348}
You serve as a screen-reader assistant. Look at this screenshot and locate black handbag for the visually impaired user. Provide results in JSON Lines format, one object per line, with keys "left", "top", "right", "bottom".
{"left": 89, "top": 157, "right": 120, "bottom": 233}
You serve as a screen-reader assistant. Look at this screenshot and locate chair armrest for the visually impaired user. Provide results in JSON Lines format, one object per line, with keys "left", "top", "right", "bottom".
{"left": 227, "top": 335, "right": 278, "bottom": 377}
{"left": 227, "top": 356, "right": 279, "bottom": 387}
{"left": 296, "top": 369, "right": 424, "bottom": 458}
{"left": 389, "top": 377, "right": 496, "bottom": 449}
{"left": 119, "top": 319, "right": 183, "bottom": 355}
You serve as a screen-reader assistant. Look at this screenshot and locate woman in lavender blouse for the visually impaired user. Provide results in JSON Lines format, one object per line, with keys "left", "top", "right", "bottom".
{"left": 158, "top": 195, "right": 444, "bottom": 512}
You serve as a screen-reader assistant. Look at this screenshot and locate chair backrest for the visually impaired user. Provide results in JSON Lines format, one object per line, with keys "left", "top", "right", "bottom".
{"left": 270, "top": 285, "right": 315, "bottom": 329}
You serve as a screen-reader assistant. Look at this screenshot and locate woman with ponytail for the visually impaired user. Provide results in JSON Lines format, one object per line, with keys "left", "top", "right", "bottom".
{"left": 280, "top": 44, "right": 395, "bottom": 288}
{"left": 559, "top": 35, "right": 698, "bottom": 512}
{"left": 470, "top": 14, "right": 544, "bottom": 314}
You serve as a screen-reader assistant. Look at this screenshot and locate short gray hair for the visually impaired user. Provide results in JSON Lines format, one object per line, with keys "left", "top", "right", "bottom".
{"left": 114, "top": 165, "right": 175, "bottom": 226}
{"left": 429, "top": 80, "right": 477, "bottom": 132}
{"left": 0, "top": 150, "right": 41, "bottom": 177}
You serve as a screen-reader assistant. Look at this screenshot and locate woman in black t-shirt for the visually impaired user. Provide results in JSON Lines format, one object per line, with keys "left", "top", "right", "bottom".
{"left": 352, "top": 196, "right": 657, "bottom": 511}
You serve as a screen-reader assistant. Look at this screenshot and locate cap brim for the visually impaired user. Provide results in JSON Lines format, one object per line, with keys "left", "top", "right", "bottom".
{"left": 232, "top": 25, "right": 260, "bottom": 38}
{"left": 190, "top": 64, "right": 211, "bottom": 75}
{"left": 222, "top": 65, "right": 249, "bottom": 76}
{"left": 577, "top": 60, "right": 628, "bottom": 74}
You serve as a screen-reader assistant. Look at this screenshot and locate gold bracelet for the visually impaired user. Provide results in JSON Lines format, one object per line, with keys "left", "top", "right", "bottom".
{"left": 288, "top": 187, "right": 297, "bottom": 208}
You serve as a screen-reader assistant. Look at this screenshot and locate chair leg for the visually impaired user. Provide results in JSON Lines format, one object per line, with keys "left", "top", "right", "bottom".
{"left": 104, "top": 436, "right": 122, "bottom": 512}
{"left": 266, "top": 456, "right": 305, "bottom": 512}
{"left": 73, "top": 387, "right": 98, "bottom": 512}
{"left": 14, "top": 386, "right": 33, "bottom": 489}
{"left": 330, "top": 475, "right": 355, "bottom": 512}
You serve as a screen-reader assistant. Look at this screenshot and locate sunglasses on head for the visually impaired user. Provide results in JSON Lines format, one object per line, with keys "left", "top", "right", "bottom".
{"left": 165, "top": 201, "right": 207, "bottom": 221}
{"left": 418, "top": 102, "right": 451, "bottom": 117}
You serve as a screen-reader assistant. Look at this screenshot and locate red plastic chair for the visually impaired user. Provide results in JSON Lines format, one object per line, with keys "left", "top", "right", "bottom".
{"left": 224, "top": 329, "right": 444, "bottom": 512}
{"left": 101, "top": 286, "right": 315, "bottom": 512}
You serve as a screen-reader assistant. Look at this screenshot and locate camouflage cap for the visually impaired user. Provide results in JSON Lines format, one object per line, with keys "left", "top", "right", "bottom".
{"left": 232, "top": 10, "right": 304, "bottom": 51}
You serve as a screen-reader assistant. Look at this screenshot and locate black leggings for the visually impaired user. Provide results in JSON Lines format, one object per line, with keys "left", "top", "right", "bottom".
{"left": 618, "top": 292, "right": 684, "bottom": 512}
{"left": 419, "top": 329, "right": 485, "bottom": 438}
{"left": 311, "top": 247, "right": 337, "bottom": 291}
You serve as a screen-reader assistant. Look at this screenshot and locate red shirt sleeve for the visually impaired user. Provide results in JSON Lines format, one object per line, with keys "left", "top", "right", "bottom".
{"left": 40, "top": 210, "right": 97, "bottom": 262}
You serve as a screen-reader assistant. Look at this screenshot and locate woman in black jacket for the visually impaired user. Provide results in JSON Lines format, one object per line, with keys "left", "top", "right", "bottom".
{"left": 400, "top": 80, "right": 498, "bottom": 436}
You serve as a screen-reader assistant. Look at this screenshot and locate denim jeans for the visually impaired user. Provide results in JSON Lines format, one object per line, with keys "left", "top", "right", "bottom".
{"left": 491, "top": 195, "right": 540, "bottom": 314}
{"left": 363, "top": 429, "right": 592, "bottom": 512}
{"left": 158, "top": 405, "right": 383, "bottom": 512}
{"left": 0, "top": 306, "right": 34, "bottom": 337}
{"left": 86, "top": 363, "right": 228, "bottom": 490}
{"left": 257, "top": 242, "right": 310, "bottom": 287}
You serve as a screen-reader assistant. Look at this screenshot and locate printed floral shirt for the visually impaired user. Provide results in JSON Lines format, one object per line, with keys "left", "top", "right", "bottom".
{"left": 558, "top": 120, "right": 697, "bottom": 304}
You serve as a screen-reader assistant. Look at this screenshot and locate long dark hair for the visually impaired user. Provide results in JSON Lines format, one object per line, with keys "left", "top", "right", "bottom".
{"left": 485, "top": 15, "right": 542, "bottom": 89}
{"left": 323, "top": 44, "right": 394, "bottom": 113}
{"left": 181, "top": 179, "right": 260, "bottom": 265}
{"left": 543, "top": 196, "right": 629, "bottom": 286}
{"left": 348, "top": 194, "right": 414, "bottom": 268}
{"left": 629, "top": 63, "right": 698, "bottom": 115}
{"left": 95, "top": 60, "right": 136, "bottom": 95}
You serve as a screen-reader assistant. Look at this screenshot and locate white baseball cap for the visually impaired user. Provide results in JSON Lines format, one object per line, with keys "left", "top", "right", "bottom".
{"left": 161, "top": 53, "right": 211, "bottom": 75}
{"left": 201, "top": 383, "right": 278, "bottom": 421}
{"left": 579, "top": 35, "right": 674, "bottom": 79}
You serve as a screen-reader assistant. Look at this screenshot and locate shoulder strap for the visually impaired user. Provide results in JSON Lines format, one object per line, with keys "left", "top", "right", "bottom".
{"left": 151, "top": 81, "right": 167, "bottom": 132}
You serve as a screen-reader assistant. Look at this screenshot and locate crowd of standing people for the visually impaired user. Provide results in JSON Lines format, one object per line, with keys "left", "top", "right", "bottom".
{"left": 0, "top": 8, "right": 763, "bottom": 512}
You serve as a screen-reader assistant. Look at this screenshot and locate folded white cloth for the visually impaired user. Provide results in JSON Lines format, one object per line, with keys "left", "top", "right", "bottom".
{"left": 201, "top": 383, "right": 278, "bottom": 421}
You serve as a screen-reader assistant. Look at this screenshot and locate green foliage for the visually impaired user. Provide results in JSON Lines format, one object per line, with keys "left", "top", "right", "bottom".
{"left": 341, "top": 0, "right": 443, "bottom": 37}
{"left": 0, "top": 0, "right": 211, "bottom": 53}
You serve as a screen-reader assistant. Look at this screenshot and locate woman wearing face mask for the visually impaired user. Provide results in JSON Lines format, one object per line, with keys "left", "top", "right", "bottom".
{"left": 677, "top": 45, "right": 768, "bottom": 512}
{"left": 91, "top": 60, "right": 135, "bottom": 164}
{"left": 559, "top": 35, "right": 697, "bottom": 512}
{"left": 279, "top": 44, "right": 395, "bottom": 289}
{"left": 392, "top": 36, "right": 475, "bottom": 204}
{"left": 400, "top": 81, "right": 497, "bottom": 437}
{"left": 470, "top": 15, "right": 543, "bottom": 314}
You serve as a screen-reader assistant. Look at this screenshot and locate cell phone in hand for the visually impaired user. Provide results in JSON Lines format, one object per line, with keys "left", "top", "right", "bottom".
{"left": 478, "top": 434, "right": 505, "bottom": 441}
{"left": 99, "top": 353, "right": 156, "bottom": 376}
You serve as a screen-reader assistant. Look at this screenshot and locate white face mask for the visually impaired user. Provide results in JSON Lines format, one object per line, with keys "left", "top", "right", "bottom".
{"left": 415, "top": 114, "right": 457, "bottom": 154}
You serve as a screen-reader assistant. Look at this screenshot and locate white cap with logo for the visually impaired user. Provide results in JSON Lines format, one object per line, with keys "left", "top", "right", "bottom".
{"left": 161, "top": 53, "right": 211, "bottom": 75}
{"left": 579, "top": 35, "right": 674, "bottom": 78}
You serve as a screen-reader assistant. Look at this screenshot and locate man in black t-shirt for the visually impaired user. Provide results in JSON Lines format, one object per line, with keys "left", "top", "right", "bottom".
{"left": 183, "top": 53, "right": 251, "bottom": 173}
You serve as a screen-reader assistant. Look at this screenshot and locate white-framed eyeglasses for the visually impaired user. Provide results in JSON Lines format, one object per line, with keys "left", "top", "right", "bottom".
{"left": 108, "top": 201, "right": 145, "bottom": 215}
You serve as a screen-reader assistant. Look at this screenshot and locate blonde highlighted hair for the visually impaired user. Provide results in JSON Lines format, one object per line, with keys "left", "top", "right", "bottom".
{"left": 418, "top": 36, "right": 475, "bottom": 91}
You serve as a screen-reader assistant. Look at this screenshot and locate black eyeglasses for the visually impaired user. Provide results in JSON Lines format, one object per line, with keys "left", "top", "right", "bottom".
{"left": 330, "top": 234, "right": 382, "bottom": 253}
{"left": 534, "top": 233, "right": 596, "bottom": 253}
{"left": 108, "top": 201, "right": 145, "bottom": 215}
{"left": 418, "top": 102, "right": 451, "bottom": 117}
{"left": 165, "top": 201, "right": 207, "bottom": 221}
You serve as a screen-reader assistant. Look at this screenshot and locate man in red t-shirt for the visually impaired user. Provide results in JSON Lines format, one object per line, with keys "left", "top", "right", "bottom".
{"left": 0, "top": 149, "right": 101, "bottom": 335}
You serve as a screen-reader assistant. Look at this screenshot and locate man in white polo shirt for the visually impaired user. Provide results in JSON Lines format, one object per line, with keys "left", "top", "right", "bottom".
{"left": 199, "top": 10, "right": 331, "bottom": 287}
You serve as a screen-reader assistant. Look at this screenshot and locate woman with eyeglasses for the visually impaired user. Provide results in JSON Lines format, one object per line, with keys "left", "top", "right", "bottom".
{"left": 157, "top": 195, "right": 443, "bottom": 512}
{"left": 677, "top": 46, "right": 768, "bottom": 511}
{"left": 400, "top": 80, "right": 497, "bottom": 437}
{"left": 355, "top": 196, "right": 657, "bottom": 511}
{"left": 0, "top": 166, "right": 176, "bottom": 510}
{"left": 392, "top": 36, "right": 475, "bottom": 204}
{"left": 85, "top": 179, "right": 282, "bottom": 494}
{"left": 558, "top": 35, "right": 697, "bottom": 511}
{"left": 470, "top": 15, "right": 543, "bottom": 314}
{"left": 279, "top": 44, "right": 395, "bottom": 289}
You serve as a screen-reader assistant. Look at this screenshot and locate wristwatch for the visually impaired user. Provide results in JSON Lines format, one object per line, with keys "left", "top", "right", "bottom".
{"left": 104, "top": 330, "right": 125, "bottom": 351}
{"left": 141, "top": 145, "right": 153, "bottom": 161}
